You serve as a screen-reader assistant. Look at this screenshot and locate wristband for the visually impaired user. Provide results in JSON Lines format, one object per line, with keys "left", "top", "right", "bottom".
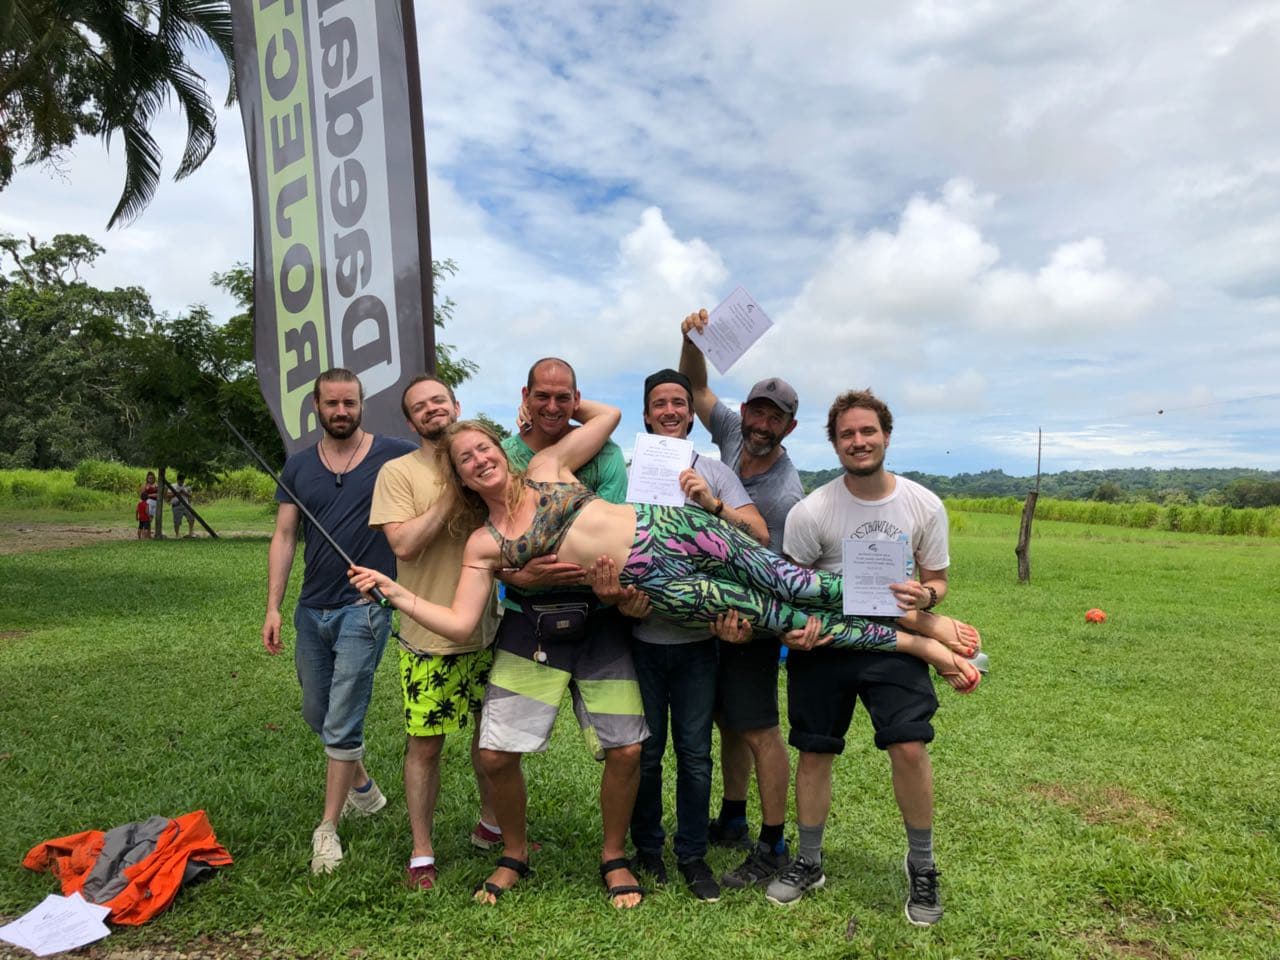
{"left": 923, "top": 585, "right": 938, "bottom": 610}
{"left": 712, "top": 499, "right": 725, "bottom": 516}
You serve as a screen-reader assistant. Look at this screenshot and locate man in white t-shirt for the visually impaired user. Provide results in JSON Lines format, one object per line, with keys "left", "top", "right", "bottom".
{"left": 768, "top": 389, "right": 956, "bottom": 925}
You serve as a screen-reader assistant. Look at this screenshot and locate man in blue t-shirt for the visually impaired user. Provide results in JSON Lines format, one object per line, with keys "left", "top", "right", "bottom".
{"left": 261, "top": 368, "right": 416, "bottom": 875}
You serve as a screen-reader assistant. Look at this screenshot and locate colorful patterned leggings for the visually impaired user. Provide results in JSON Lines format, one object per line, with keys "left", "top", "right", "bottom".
{"left": 622, "top": 504, "right": 898, "bottom": 651}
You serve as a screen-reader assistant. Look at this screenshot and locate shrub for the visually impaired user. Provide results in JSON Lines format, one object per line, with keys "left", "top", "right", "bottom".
{"left": 74, "top": 459, "right": 148, "bottom": 495}
{"left": 210, "top": 467, "right": 275, "bottom": 502}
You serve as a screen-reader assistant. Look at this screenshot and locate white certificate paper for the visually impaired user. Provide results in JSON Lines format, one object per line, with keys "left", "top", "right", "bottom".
{"left": 687, "top": 286, "right": 774, "bottom": 374}
{"left": 626, "top": 433, "right": 695, "bottom": 506}
{"left": 0, "top": 892, "right": 111, "bottom": 957}
{"left": 842, "top": 539, "right": 909, "bottom": 616}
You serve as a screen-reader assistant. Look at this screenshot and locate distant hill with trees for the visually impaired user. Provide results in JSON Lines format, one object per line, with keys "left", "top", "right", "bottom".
{"left": 795, "top": 467, "right": 1280, "bottom": 508}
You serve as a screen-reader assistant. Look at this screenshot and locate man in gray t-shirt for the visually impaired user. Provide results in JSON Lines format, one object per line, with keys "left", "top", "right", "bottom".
{"left": 622, "top": 369, "right": 767, "bottom": 902}
{"left": 679, "top": 309, "right": 804, "bottom": 889}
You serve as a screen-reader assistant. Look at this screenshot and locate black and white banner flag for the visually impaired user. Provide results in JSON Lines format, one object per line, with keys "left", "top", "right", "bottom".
{"left": 231, "top": 0, "right": 434, "bottom": 454}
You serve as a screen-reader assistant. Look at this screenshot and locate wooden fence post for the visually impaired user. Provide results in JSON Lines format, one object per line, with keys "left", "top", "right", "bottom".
{"left": 1014, "top": 429, "right": 1042, "bottom": 582}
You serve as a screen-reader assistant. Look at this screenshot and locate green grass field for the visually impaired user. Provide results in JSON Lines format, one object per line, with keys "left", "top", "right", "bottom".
{"left": 1, "top": 510, "right": 1277, "bottom": 959}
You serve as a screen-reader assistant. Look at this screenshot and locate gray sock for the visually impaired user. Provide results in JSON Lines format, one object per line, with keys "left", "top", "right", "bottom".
{"left": 906, "top": 825, "right": 934, "bottom": 868}
{"left": 797, "top": 822, "right": 825, "bottom": 865}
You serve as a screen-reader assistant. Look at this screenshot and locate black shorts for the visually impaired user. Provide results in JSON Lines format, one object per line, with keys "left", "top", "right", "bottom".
{"left": 138, "top": 520, "right": 151, "bottom": 531}
{"left": 786, "top": 647, "right": 936, "bottom": 754}
{"left": 714, "top": 636, "right": 781, "bottom": 732}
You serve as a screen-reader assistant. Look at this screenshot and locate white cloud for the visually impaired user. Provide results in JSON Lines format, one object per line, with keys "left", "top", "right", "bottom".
{"left": 976, "top": 238, "right": 1167, "bottom": 333}
{"left": 7, "top": 1, "right": 1279, "bottom": 472}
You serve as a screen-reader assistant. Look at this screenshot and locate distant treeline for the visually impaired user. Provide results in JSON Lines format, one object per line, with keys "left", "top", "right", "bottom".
{"left": 948, "top": 496, "right": 1279, "bottom": 538}
{"left": 796, "top": 467, "right": 1280, "bottom": 508}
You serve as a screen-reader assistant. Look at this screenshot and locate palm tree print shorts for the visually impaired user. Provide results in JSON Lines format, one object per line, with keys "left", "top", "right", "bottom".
{"left": 399, "top": 646, "right": 494, "bottom": 737}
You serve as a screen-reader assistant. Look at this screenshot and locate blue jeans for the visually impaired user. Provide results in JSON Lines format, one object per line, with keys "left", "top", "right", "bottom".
{"left": 630, "top": 637, "right": 717, "bottom": 860}
{"left": 294, "top": 602, "right": 390, "bottom": 761}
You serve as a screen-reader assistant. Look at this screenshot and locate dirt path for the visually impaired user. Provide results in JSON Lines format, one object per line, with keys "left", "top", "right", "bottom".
{"left": 0, "top": 927, "right": 295, "bottom": 960}
{"left": 0, "top": 522, "right": 134, "bottom": 555}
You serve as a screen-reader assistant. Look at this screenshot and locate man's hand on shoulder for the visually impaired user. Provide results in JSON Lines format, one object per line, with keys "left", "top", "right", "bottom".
{"left": 497, "top": 553, "right": 586, "bottom": 590}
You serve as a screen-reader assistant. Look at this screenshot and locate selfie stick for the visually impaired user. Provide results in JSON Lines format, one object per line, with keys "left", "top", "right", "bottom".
{"left": 221, "top": 417, "right": 391, "bottom": 609}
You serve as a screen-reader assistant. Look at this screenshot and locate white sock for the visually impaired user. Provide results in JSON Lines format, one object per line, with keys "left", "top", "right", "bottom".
{"left": 479, "top": 819, "right": 501, "bottom": 835}
{"left": 408, "top": 855, "right": 435, "bottom": 868}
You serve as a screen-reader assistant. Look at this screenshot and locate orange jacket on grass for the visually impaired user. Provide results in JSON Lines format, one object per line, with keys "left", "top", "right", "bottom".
{"left": 23, "top": 810, "right": 232, "bottom": 925}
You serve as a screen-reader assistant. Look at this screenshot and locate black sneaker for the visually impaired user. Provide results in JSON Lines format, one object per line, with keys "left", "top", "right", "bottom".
{"left": 765, "top": 855, "right": 825, "bottom": 905}
{"left": 721, "top": 841, "right": 791, "bottom": 889}
{"left": 634, "top": 847, "right": 668, "bottom": 885}
{"left": 707, "top": 816, "right": 752, "bottom": 850}
{"left": 677, "top": 857, "right": 721, "bottom": 903}
{"left": 904, "top": 855, "right": 943, "bottom": 926}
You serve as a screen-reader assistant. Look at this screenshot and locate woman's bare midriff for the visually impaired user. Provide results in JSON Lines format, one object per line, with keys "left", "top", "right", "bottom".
{"left": 556, "top": 499, "right": 636, "bottom": 571}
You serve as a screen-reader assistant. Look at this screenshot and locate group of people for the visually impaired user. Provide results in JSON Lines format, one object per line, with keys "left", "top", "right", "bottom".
{"left": 134, "top": 471, "right": 196, "bottom": 539}
{"left": 261, "top": 310, "right": 984, "bottom": 927}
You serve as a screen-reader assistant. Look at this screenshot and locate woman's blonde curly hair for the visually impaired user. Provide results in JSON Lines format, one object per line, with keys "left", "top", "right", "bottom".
{"left": 435, "top": 420, "right": 526, "bottom": 538}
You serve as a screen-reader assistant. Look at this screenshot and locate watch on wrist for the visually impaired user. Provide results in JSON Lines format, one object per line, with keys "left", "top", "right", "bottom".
{"left": 923, "top": 585, "right": 938, "bottom": 610}
{"left": 712, "top": 498, "right": 725, "bottom": 516}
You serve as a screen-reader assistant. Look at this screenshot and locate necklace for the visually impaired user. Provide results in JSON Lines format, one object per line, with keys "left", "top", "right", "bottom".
{"left": 319, "top": 431, "right": 365, "bottom": 487}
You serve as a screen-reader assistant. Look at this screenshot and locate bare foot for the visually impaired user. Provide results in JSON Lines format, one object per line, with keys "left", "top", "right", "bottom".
{"left": 905, "top": 610, "right": 981, "bottom": 657}
{"left": 936, "top": 652, "right": 981, "bottom": 695}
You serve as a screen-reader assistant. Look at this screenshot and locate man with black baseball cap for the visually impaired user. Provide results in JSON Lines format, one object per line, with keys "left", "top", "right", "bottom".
{"left": 678, "top": 310, "right": 805, "bottom": 892}
{"left": 622, "top": 369, "right": 766, "bottom": 901}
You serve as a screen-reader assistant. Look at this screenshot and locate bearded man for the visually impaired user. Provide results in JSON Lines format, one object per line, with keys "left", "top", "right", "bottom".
{"left": 369, "top": 376, "right": 501, "bottom": 891}
{"left": 261, "top": 368, "right": 416, "bottom": 874}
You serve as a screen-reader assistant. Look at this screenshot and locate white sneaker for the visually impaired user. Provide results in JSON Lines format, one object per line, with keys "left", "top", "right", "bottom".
{"left": 342, "top": 779, "right": 387, "bottom": 818}
{"left": 311, "top": 823, "right": 343, "bottom": 874}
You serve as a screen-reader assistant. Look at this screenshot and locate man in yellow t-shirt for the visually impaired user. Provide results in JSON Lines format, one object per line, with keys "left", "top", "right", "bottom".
{"left": 370, "top": 376, "right": 500, "bottom": 891}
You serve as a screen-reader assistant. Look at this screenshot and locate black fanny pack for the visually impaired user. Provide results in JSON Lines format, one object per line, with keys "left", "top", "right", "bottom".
{"left": 519, "top": 595, "right": 596, "bottom": 644}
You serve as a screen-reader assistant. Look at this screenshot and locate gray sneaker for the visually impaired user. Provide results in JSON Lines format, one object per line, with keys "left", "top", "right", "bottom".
{"left": 342, "top": 778, "right": 387, "bottom": 818}
{"left": 765, "top": 855, "right": 825, "bottom": 905}
{"left": 721, "top": 841, "right": 791, "bottom": 889}
{"left": 310, "top": 823, "right": 343, "bottom": 874}
{"left": 904, "top": 855, "right": 943, "bottom": 926}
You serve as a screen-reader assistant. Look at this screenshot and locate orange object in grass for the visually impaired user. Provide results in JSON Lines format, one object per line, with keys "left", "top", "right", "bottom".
{"left": 1085, "top": 608, "right": 1107, "bottom": 623}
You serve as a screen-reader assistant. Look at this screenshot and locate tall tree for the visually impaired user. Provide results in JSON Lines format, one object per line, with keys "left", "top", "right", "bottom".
{"left": 0, "top": 1, "right": 235, "bottom": 227}
{"left": 0, "top": 233, "right": 152, "bottom": 468}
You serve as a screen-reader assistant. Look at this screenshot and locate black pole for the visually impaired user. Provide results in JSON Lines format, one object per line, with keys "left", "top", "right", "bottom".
{"left": 221, "top": 417, "right": 391, "bottom": 608}
{"left": 163, "top": 480, "right": 218, "bottom": 539}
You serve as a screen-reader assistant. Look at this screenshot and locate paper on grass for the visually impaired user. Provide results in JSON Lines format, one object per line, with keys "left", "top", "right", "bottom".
{"left": 842, "top": 539, "right": 909, "bottom": 616}
{"left": 686, "top": 286, "right": 773, "bottom": 374}
{"left": 0, "top": 892, "right": 111, "bottom": 957}
{"left": 626, "top": 433, "right": 695, "bottom": 506}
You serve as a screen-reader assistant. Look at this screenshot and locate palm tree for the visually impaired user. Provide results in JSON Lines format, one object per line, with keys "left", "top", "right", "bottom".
{"left": 0, "top": 1, "right": 234, "bottom": 227}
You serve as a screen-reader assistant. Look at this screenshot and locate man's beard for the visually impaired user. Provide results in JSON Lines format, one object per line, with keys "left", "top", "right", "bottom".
{"left": 417, "top": 418, "right": 451, "bottom": 442}
{"left": 842, "top": 449, "right": 885, "bottom": 477}
{"left": 321, "top": 410, "right": 362, "bottom": 440}
{"left": 741, "top": 425, "right": 781, "bottom": 458}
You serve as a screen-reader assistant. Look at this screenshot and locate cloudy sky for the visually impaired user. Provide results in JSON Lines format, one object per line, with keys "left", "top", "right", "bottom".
{"left": 4, "top": 1, "right": 1279, "bottom": 474}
